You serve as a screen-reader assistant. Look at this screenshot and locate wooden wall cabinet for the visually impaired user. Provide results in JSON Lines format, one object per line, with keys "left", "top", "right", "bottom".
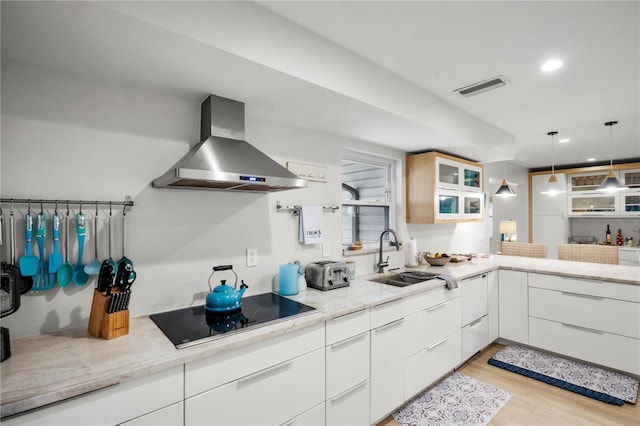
{"left": 406, "top": 152, "right": 484, "bottom": 223}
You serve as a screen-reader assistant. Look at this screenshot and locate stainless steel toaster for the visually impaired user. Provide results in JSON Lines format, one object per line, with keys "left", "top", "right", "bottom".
{"left": 305, "top": 261, "right": 350, "bottom": 291}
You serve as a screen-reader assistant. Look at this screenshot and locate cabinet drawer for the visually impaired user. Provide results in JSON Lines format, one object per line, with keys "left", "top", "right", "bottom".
{"left": 405, "top": 329, "right": 462, "bottom": 399}
{"left": 462, "top": 315, "right": 489, "bottom": 361}
{"left": 185, "top": 348, "right": 325, "bottom": 426}
{"left": 3, "top": 366, "right": 184, "bottom": 426}
{"left": 289, "top": 402, "right": 325, "bottom": 426}
{"left": 529, "top": 287, "right": 640, "bottom": 339}
{"left": 528, "top": 273, "right": 640, "bottom": 303}
{"left": 185, "top": 322, "right": 324, "bottom": 397}
{"left": 326, "top": 309, "right": 369, "bottom": 345}
{"left": 404, "top": 285, "right": 460, "bottom": 316}
{"left": 121, "top": 402, "right": 183, "bottom": 426}
{"left": 370, "top": 298, "right": 404, "bottom": 329}
{"left": 326, "top": 331, "right": 370, "bottom": 398}
{"left": 529, "top": 317, "right": 640, "bottom": 376}
{"left": 404, "top": 297, "right": 461, "bottom": 357}
{"left": 461, "top": 273, "right": 488, "bottom": 325}
{"left": 326, "top": 380, "right": 369, "bottom": 426}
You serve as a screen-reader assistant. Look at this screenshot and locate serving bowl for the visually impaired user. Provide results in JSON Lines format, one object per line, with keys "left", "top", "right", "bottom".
{"left": 424, "top": 255, "right": 451, "bottom": 266}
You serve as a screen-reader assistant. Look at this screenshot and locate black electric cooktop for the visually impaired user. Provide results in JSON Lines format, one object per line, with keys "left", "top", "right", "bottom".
{"left": 150, "top": 292, "right": 317, "bottom": 349}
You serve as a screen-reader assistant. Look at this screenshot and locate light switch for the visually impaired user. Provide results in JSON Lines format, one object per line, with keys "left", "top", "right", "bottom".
{"left": 246, "top": 248, "right": 258, "bottom": 267}
{"left": 322, "top": 242, "right": 330, "bottom": 258}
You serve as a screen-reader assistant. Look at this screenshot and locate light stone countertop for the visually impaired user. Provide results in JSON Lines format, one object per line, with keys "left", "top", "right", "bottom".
{"left": 1, "top": 255, "right": 639, "bottom": 418}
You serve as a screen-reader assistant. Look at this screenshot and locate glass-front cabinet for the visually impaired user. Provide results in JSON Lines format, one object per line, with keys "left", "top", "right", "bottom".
{"left": 621, "top": 169, "right": 640, "bottom": 189}
{"left": 462, "top": 193, "right": 483, "bottom": 220}
{"left": 569, "top": 193, "right": 617, "bottom": 216}
{"left": 567, "top": 169, "right": 640, "bottom": 217}
{"left": 436, "top": 156, "right": 483, "bottom": 193}
{"left": 569, "top": 171, "right": 609, "bottom": 192}
{"left": 407, "top": 151, "right": 484, "bottom": 223}
{"left": 620, "top": 190, "right": 640, "bottom": 216}
{"left": 435, "top": 190, "right": 461, "bottom": 220}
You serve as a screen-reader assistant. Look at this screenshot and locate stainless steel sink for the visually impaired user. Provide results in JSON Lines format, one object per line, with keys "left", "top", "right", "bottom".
{"left": 368, "top": 270, "right": 439, "bottom": 287}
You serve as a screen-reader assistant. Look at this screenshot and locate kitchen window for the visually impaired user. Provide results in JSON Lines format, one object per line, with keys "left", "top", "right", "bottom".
{"left": 342, "top": 152, "right": 396, "bottom": 248}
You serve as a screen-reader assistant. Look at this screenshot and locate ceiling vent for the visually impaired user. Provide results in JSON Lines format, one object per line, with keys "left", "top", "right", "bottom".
{"left": 454, "top": 75, "right": 510, "bottom": 97}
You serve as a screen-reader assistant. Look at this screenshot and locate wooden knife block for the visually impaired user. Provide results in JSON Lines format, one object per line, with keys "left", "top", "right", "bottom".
{"left": 88, "top": 289, "right": 129, "bottom": 340}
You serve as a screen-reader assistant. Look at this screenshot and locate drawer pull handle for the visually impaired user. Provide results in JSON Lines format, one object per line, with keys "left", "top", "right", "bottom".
{"left": 468, "top": 317, "right": 483, "bottom": 328}
{"left": 330, "top": 309, "right": 366, "bottom": 323}
{"left": 330, "top": 380, "right": 368, "bottom": 403}
{"left": 238, "top": 360, "right": 292, "bottom": 385}
{"left": 279, "top": 418, "right": 294, "bottom": 426}
{"left": 427, "top": 301, "right": 448, "bottom": 312}
{"left": 374, "top": 318, "right": 404, "bottom": 332}
{"left": 561, "top": 323, "right": 604, "bottom": 335}
{"left": 560, "top": 291, "right": 604, "bottom": 301}
{"left": 331, "top": 332, "right": 367, "bottom": 349}
{"left": 373, "top": 299, "right": 402, "bottom": 311}
{"left": 427, "top": 337, "right": 448, "bottom": 351}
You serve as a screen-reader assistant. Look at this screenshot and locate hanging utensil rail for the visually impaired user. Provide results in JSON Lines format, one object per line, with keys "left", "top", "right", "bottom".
{"left": 0, "top": 197, "right": 133, "bottom": 213}
{"left": 276, "top": 201, "right": 339, "bottom": 216}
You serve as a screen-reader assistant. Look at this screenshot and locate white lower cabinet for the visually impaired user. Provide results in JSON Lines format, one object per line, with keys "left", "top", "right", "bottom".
{"left": 498, "top": 270, "right": 528, "bottom": 344}
{"left": 325, "top": 309, "right": 370, "bottom": 426}
{"left": 461, "top": 316, "right": 488, "bottom": 361}
{"left": 184, "top": 322, "right": 325, "bottom": 426}
{"left": 487, "top": 270, "right": 499, "bottom": 342}
{"left": 370, "top": 298, "right": 405, "bottom": 425}
{"left": 185, "top": 348, "right": 325, "bottom": 426}
{"left": 530, "top": 317, "right": 640, "bottom": 375}
{"left": 528, "top": 273, "right": 640, "bottom": 375}
{"left": 461, "top": 273, "right": 489, "bottom": 360}
{"left": 293, "top": 402, "right": 326, "bottom": 425}
{"left": 403, "top": 287, "right": 462, "bottom": 400}
{"left": 120, "top": 402, "right": 184, "bottom": 426}
{"left": 325, "top": 380, "right": 369, "bottom": 426}
{"left": 405, "top": 329, "right": 462, "bottom": 399}
{"left": 3, "top": 366, "right": 184, "bottom": 426}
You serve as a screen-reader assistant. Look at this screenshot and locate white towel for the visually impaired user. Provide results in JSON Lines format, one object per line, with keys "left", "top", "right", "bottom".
{"left": 299, "top": 205, "right": 322, "bottom": 245}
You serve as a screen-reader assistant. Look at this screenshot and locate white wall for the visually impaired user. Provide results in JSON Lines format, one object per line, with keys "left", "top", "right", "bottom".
{"left": 483, "top": 161, "right": 530, "bottom": 254}
{"left": 0, "top": 59, "right": 403, "bottom": 337}
{"left": 1, "top": 59, "right": 500, "bottom": 338}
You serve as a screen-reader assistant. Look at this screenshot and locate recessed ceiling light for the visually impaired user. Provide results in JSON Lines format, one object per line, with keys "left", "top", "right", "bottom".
{"left": 558, "top": 138, "right": 570, "bottom": 143}
{"left": 586, "top": 157, "right": 596, "bottom": 162}
{"left": 541, "top": 59, "right": 563, "bottom": 72}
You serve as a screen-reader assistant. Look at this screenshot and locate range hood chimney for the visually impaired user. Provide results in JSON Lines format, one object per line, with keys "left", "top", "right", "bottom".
{"left": 152, "top": 94, "right": 307, "bottom": 192}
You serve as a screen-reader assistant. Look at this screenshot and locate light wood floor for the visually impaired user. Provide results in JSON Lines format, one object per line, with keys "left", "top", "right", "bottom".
{"left": 378, "top": 343, "right": 640, "bottom": 425}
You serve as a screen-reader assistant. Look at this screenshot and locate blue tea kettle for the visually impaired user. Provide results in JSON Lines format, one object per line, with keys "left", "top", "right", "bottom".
{"left": 205, "top": 265, "right": 249, "bottom": 313}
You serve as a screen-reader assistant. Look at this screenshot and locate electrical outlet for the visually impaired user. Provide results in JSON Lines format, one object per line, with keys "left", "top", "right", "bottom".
{"left": 322, "top": 242, "right": 330, "bottom": 258}
{"left": 246, "top": 248, "right": 258, "bottom": 267}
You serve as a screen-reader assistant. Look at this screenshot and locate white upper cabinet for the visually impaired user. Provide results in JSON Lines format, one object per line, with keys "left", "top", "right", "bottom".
{"left": 436, "top": 156, "right": 483, "bottom": 193}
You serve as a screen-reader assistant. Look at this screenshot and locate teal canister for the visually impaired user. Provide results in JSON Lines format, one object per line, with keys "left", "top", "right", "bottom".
{"left": 279, "top": 263, "right": 299, "bottom": 296}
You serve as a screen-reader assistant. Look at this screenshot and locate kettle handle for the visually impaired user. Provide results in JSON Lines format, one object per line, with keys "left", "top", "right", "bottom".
{"left": 213, "top": 265, "right": 233, "bottom": 271}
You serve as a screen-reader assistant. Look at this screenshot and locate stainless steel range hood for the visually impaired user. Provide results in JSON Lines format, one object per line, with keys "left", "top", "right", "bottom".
{"left": 152, "top": 94, "right": 307, "bottom": 192}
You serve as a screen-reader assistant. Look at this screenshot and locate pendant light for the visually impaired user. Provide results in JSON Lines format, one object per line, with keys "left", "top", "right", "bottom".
{"left": 495, "top": 161, "right": 516, "bottom": 197}
{"left": 540, "top": 131, "right": 566, "bottom": 196}
{"left": 596, "top": 121, "right": 628, "bottom": 192}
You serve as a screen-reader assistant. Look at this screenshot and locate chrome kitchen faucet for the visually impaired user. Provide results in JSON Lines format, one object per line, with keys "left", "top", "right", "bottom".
{"left": 377, "top": 228, "right": 399, "bottom": 273}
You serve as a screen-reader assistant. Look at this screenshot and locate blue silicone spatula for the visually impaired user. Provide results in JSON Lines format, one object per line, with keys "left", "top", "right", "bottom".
{"left": 18, "top": 212, "right": 38, "bottom": 277}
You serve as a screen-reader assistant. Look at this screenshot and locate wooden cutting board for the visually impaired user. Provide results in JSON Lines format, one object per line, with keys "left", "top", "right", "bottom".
{"left": 449, "top": 254, "right": 471, "bottom": 263}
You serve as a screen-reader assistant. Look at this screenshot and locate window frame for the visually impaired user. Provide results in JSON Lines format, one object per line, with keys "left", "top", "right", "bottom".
{"left": 341, "top": 150, "right": 398, "bottom": 251}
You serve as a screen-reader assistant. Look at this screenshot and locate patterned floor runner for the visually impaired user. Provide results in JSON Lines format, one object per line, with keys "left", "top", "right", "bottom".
{"left": 392, "top": 372, "right": 512, "bottom": 426}
{"left": 488, "top": 345, "right": 639, "bottom": 405}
